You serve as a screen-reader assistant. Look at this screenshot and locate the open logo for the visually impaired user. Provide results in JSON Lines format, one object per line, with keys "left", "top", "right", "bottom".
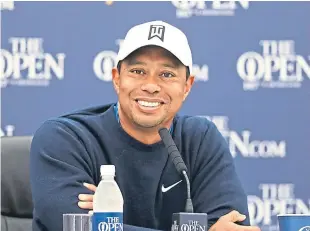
{"left": 299, "top": 226, "right": 310, "bottom": 231}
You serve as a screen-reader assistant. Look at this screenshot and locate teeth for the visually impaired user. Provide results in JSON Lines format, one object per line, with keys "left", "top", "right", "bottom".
{"left": 138, "top": 100, "right": 160, "bottom": 107}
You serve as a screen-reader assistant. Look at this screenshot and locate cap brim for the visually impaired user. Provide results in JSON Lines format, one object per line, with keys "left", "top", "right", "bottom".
{"left": 116, "top": 40, "right": 190, "bottom": 71}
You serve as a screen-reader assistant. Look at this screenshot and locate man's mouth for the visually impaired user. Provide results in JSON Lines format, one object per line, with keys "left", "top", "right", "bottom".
{"left": 136, "top": 100, "right": 162, "bottom": 107}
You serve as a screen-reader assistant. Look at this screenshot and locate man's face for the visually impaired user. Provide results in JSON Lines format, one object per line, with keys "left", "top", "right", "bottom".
{"left": 112, "top": 46, "right": 194, "bottom": 129}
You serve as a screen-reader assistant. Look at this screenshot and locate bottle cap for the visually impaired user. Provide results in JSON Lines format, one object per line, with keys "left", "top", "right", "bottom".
{"left": 100, "top": 165, "right": 115, "bottom": 176}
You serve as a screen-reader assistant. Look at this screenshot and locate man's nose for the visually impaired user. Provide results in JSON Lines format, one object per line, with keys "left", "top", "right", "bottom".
{"left": 141, "top": 76, "right": 161, "bottom": 94}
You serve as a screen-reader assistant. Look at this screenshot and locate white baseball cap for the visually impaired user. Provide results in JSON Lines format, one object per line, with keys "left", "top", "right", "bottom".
{"left": 116, "top": 20, "right": 193, "bottom": 74}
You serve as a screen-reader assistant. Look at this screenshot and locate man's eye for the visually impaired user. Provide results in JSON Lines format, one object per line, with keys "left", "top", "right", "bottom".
{"left": 161, "top": 72, "right": 174, "bottom": 78}
{"left": 131, "top": 70, "right": 144, "bottom": 75}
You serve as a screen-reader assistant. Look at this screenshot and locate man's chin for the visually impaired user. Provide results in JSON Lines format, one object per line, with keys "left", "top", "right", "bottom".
{"left": 132, "top": 118, "right": 164, "bottom": 129}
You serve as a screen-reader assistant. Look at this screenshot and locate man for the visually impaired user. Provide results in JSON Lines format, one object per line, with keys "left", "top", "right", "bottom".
{"left": 30, "top": 20, "right": 260, "bottom": 231}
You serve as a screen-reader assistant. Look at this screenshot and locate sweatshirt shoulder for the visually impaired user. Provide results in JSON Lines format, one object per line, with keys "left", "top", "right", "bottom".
{"left": 38, "top": 104, "right": 114, "bottom": 130}
{"left": 32, "top": 104, "right": 115, "bottom": 143}
{"left": 175, "top": 115, "right": 216, "bottom": 137}
{"left": 174, "top": 114, "right": 230, "bottom": 153}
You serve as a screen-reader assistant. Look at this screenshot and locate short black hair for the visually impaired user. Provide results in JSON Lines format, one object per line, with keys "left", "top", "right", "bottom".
{"left": 117, "top": 45, "right": 190, "bottom": 80}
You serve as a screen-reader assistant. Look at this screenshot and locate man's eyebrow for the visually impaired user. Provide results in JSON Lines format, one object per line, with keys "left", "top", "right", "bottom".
{"left": 125, "top": 57, "right": 180, "bottom": 69}
{"left": 126, "top": 59, "right": 178, "bottom": 69}
{"left": 125, "top": 58, "right": 147, "bottom": 66}
{"left": 161, "top": 63, "right": 178, "bottom": 69}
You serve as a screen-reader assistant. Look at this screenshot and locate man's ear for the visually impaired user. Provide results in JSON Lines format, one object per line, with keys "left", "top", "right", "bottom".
{"left": 112, "top": 67, "right": 120, "bottom": 95}
{"left": 183, "top": 75, "right": 195, "bottom": 101}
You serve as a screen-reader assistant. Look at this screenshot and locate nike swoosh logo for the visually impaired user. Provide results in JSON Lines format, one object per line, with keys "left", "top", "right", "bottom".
{"left": 162, "top": 180, "right": 182, "bottom": 193}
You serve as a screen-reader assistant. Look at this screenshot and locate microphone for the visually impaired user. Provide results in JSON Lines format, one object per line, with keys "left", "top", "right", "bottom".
{"left": 158, "top": 127, "right": 188, "bottom": 175}
{"left": 158, "top": 128, "right": 208, "bottom": 231}
{"left": 158, "top": 127, "right": 193, "bottom": 213}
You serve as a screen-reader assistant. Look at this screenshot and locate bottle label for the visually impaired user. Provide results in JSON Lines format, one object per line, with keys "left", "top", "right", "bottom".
{"left": 92, "top": 212, "right": 123, "bottom": 231}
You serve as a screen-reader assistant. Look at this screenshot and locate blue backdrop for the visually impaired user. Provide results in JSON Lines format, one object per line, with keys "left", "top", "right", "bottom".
{"left": 1, "top": 1, "right": 310, "bottom": 230}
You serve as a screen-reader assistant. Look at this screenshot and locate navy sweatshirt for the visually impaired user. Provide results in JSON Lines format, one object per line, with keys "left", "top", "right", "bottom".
{"left": 29, "top": 103, "right": 250, "bottom": 231}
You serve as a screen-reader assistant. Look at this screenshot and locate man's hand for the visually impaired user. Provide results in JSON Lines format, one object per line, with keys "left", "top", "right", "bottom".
{"left": 78, "top": 183, "right": 97, "bottom": 214}
{"left": 209, "top": 210, "right": 261, "bottom": 231}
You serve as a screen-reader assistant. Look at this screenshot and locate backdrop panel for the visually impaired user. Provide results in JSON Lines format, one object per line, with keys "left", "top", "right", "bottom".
{"left": 1, "top": 2, "right": 310, "bottom": 230}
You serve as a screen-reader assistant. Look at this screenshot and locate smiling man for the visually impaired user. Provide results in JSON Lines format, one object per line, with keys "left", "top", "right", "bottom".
{"left": 30, "top": 21, "right": 260, "bottom": 231}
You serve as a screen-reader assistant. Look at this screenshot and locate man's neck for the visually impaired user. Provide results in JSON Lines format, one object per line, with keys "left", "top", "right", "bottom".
{"left": 120, "top": 122, "right": 164, "bottom": 145}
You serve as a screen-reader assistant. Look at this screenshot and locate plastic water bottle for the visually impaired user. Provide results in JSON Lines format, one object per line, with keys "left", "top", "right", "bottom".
{"left": 92, "top": 165, "right": 124, "bottom": 231}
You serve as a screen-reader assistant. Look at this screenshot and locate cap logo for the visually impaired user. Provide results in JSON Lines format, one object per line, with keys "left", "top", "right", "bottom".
{"left": 148, "top": 25, "right": 165, "bottom": 42}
